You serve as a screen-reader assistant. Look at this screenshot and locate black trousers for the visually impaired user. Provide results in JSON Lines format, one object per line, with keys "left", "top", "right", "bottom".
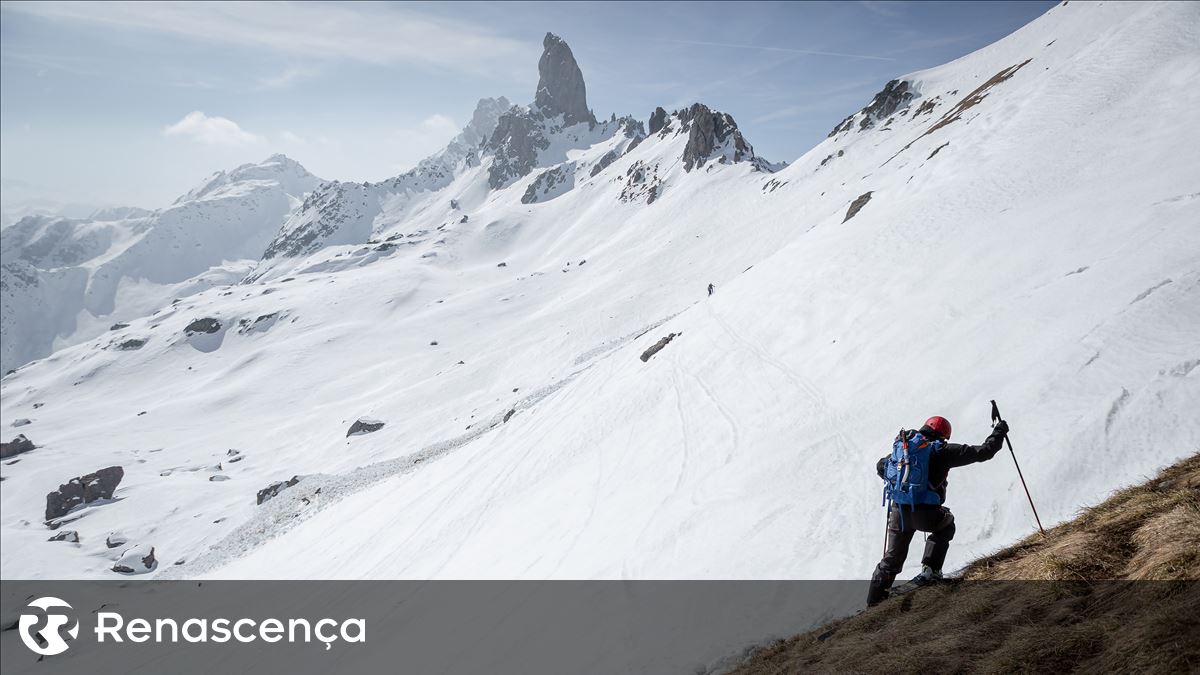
{"left": 866, "top": 505, "right": 956, "bottom": 605}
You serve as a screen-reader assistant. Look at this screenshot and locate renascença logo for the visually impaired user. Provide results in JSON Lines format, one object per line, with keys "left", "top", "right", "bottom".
{"left": 19, "top": 597, "right": 80, "bottom": 656}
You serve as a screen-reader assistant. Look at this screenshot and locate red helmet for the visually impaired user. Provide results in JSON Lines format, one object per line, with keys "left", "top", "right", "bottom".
{"left": 924, "top": 415, "right": 952, "bottom": 440}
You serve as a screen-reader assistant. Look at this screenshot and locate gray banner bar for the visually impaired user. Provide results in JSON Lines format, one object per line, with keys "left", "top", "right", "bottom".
{"left": 1, "top": 581, "right": 864, "bottom": 675}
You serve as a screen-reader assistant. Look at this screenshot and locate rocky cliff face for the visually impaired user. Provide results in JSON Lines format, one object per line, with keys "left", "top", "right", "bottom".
{"left": 828, "top": 79, "right": 916, "bottom": 136}
{"left": 535, "top": 32, "right": 595, "bottom": 127}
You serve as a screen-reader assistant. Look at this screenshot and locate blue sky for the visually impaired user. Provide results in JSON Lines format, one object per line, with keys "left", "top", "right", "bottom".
{"left": 0, "top": 1, "right": 1055, "bottom": 209}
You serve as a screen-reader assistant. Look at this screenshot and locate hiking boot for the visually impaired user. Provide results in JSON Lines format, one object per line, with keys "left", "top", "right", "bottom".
{"left": 910, "top": 565, "right": 943, "bottom": 586}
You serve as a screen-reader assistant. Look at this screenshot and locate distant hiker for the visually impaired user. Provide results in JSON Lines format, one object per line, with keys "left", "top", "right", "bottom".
{"left": 866, "top": 415, "right": 1009, "bottom": 606}
{"left": 707, "top": 283, "right": 715, "bottom": 296}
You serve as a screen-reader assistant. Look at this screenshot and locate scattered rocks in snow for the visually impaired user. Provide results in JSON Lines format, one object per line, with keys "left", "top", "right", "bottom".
{"left": 226, "top": 449, "right": 244, "bottom": 463}
{"left": 430, "top": 340, "right": 439, "bottom": 346}
{"left": 209, "top": 475, "right": 231, "bottom": 482}
{"left": 256, "top": 476, "right": 300, "bottom": 505}
{"left": 844, "top": 192, "right": 874, "bottom": 223}
{"left": 620, "top": 160, "right": 663, "bottom": 204}
{"left": 112, "top": 545, "right": 156, "bottom": 574}
{"left": 497, "top": 262, "right": 508, "bottom": 267}
{"left": 184, "top": 318, "right": 221, "bottom": 335}
{"left": 116, "top": 338, "right": 147, "bottom": 351}
{"left": 48, "top": 530, "right": 79, "bottom": 543}
{"left": 45, "top": 466, "right": 124, "bottom": 522}
{"left": 347, "top": 418, "right": 385, "bottom": 437}
{"left": 641, "top": 333, "right": 679, "bottom": 362}
{"left": 106, "top": 532, "right": 128, "bottom": 549}
{"left": 1, "top": 434, "right": 35, "bottom": 459}
{"left": 12, "top": 418, "right": 31, "bottom": 427}
{"left": 110, "top": 322, "right": 130, "bottom": 331}
{"left": 237, "top": 312, "right": 280, "bottom": 335}
{"left": 503, "top": 409, "right": 516, "bottom": 423}
{"left": 927, "top": 142, "right": 950, "bottom": 160}
{"left": 460, "top": 215, "right": 469, "bottom": 223}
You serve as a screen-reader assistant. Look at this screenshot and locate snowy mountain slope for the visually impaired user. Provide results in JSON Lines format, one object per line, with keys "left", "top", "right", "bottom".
{"left": 1, "top": 2, "right": 1197, "bottom": 581}
{"left": 0, "top": 155, "right": 321, "bottom": 373}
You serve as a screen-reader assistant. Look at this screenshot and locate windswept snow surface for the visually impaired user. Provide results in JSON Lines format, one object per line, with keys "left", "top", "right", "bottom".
{"left": 2, "top": 2, "right": 1198, "bottom": 581}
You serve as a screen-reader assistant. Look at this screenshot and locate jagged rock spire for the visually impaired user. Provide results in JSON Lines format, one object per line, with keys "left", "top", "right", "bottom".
{"left": 535, "top": 32, "right": 595, "bottom": 126}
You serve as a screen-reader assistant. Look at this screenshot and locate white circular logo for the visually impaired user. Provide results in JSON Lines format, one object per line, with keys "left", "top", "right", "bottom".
{"left": 18, "top": 596, "right": 79, "bottom": 656}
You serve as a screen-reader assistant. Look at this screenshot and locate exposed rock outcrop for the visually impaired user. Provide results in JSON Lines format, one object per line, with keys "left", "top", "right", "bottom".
{"left": 45, "top": 466, "right": 124, "bottom": 522}
{"left": 257, "top": 475, "right": 300, "bottom": 505}
{"left": 486, "top": 109, "right": 551, "bottom": 189}
{"left": 641, "top": 333, "right": 679, "bottom": 362}
{"left": 1, "top": 434, "right": 34, "bottom": 459}
{"left": 112, "top": 545, "right": 156, "bottom": 574}
{"left": 522, "top": 165, "right": 576, "bottom": 204}
{"left": 184, "top": 318, "right": 221, "bottom": 335}
{"left": 844, "top": 192, "right": 874, "bottom": 222}
{"left": 347, "top": 418, "right": 385, "bottom": 437}
{"left": 648, "top": 107, "right": 668, "bottom": 135}
{"left": 48, "top": 530, "right": 79, "bottom": 543}
{"left": 829, "top": 79, "right": 915, "bottom": 136}
{"left": 535, "top": 33, "right": 595, "bottom": 126}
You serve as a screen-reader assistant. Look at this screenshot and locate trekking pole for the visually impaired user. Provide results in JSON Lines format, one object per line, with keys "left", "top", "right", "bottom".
{"left": 991, "top": 400, "right": 1046, "bottom": 536}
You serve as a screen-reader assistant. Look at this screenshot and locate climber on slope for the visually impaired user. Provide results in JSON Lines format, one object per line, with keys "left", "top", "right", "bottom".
{"left": 866, "top": 415, "right": 1009, "bottom": 606}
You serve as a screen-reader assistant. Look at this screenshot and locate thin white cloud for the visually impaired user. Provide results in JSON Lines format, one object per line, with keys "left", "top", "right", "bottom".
{"left": 858, "top": 1, "right": 907, "bottom": 19}
{"left": 163, "top": 111, "right": 261, "bottom": 145}
{"left": 419, "top": 114, "right": 459, "bottom": 139}
{"left": 6, "top": 1, "right": 534, "bottom": 78}
{"left": 258, "top": 65, "right": 318, "bottom": 89}
{"left": 662, "top": 38, "right": 895, "bottom": 62}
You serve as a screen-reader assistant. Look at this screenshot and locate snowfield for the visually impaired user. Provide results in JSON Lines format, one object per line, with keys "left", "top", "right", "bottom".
{"left": 1, "top": 1, "right": 1198, "bottom": 581}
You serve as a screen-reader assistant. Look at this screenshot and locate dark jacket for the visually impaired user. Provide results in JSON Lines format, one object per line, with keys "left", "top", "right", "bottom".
{"left": 876, "top": 427, "right": 1007, "bottom": 507}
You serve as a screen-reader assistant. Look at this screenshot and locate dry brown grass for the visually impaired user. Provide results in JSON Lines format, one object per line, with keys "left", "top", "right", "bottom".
{"left": 732, "top": 452, "right": 1200, "bottom": 675}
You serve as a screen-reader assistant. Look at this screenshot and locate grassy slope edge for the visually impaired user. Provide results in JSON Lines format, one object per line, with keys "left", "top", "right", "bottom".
{"left": 733, "top": 452, "right": 1200, "bottom": 674}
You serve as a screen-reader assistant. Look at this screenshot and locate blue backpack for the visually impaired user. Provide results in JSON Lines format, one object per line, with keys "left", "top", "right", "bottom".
{"left": 883, "top": 429, "right": 945, "bottom": 509}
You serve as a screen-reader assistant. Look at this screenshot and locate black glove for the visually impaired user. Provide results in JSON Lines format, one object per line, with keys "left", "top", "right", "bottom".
{"left": 993, "top": 419, "right": 1009, "bottom": 436}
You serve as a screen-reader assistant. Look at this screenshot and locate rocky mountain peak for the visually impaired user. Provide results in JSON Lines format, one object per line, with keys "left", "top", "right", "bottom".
{"left": 671, "top": 103, "right": 765, "bottom": 172}
{"left": 535, "top": 32, "right": 595, "bottom": 127}
{"left": 828, "top": 79, "right": 915, "bottom": 136}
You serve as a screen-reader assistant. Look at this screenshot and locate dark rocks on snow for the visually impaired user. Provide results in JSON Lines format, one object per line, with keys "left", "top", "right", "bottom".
{"left": 184, "top": 318, "right": 221, "bottom": 335}
{"left": 49, "top": 530, "right": 79, "bottom": 543}
{"left": 676, "top": 103, "right": 754, "bottom": 172}
{"left": 503, "top": 409, "right": 516, "bottom": 423}
{"left": 535, "top": 32, "right": 595, "bottom": 127}
{"left": 106, "top": 533, "right": 128, "bottom": 549}
{"left": 590, "top": 150, "right": 620, "bottom": 178}
{"left": 116, "top": 338, "right": 147, "bottom": 351}
{"left": 1, "top": 434, "right": 35, "bottom": 459}
{"left": 844, "top": 192, "right": 874, "bottom": 223}
{"left": 828, "top": 79, "right": 914, "bottom": 136}
{"left": 12, "top": 418, "right": 32, "bottom": 427}
{"left": 347, "top": 418, "right": 385, "bottom": 437}
{"left": 648, "top": 106, "right": 668, "bottom": 135}
{"left": 486, "top": 108, "right": 551, "bottom": 189}
{"left": 112, "top": 545, "right": 156, "bottom": 574}
{"left": 256, "top": 476, "right": 300, "bottom": 505}
{"left": 45, "top": 466, "right": 124, "bottom": 522}
{"left": 522, "top": 165, "right": 572, "bottom": 204}
{"left": 110, "top": 322, "right": 130, "bottom": 331}
{"left": 640, "top": 333, "right": 680, "bottom": 362}
{"left": 497, "top": 262, "right": 508, "bottom": 268}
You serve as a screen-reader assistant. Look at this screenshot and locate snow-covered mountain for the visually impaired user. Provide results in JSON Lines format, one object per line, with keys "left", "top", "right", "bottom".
{"left": 0, "top": 155, "right": 322, "bottom": 374}
{"left": 1, "top": 4, "right": 1197, "bottom": 581}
